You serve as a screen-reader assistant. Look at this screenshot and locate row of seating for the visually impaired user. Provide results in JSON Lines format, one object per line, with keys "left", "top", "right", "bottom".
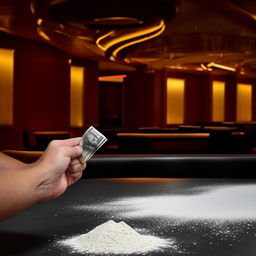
{"left": 102, "top": 126, "right": 253, "bottom": 154}
{"left": 20, "top": 122, "right": 256, "bottom": 154}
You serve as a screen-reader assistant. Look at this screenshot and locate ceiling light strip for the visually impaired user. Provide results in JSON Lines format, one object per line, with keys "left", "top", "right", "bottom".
{"left": 96, "top": 20, "right": 165, "bottom": 52}
{"left": 207, "top": 62, "right": 235, "bottom": 72}
{"left": 112, "top": 22, "right": 165, "bottom": 58}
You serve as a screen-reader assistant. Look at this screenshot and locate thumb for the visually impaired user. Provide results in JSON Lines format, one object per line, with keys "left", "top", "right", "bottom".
{"left": 63, "top": 145, "right": 83, "bottom": 159}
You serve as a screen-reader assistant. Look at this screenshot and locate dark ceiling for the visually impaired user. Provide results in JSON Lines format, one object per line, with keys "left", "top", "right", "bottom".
{"left": 1, "top": 0, "right": 256, "bottom": 76}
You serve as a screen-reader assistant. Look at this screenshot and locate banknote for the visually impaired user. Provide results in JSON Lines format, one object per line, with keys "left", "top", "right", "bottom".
{"left": 79, "top": 126, "right": 107, "bottom": 163}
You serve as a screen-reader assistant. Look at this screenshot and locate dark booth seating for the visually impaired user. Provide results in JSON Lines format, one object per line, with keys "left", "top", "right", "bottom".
{"left": 32, "top": 131, "right": 71, "bottom": 150}
{"left": 116, "top": 132, "right": 210, "bottom": 153}
{"left": 85, "top": 154, "right": 256, "bottom": 179}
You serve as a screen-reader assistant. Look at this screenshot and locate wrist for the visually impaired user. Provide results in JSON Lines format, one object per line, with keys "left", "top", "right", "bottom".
{"left": 29, "top": 162, "right": 63, "bottom": 202}
{"left": 22, "top": 164, "right": 50, "bottom": 203}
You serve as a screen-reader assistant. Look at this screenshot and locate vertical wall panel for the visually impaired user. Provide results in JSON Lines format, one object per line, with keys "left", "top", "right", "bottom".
{"left": 0, "top": 48, "right": 14, "bottom": 125}
{"left": 166, "top": 78, "right": 185, "bottom": 124}
{"left": 184, "top": 75, "right": 211, "bottom": 124}
{"left": 0, "top": 37, "right": 71, "bottom": 149}
{"left": 224, "top": 76, "right": 236, "bottom": 121}
{"left": 124, "top": 72, "right": 156, "bottom": 129}
{"left": 212, "top": 81, "right": 225, "bottom": 122}
{"left": 70, "top": 66, "right": 84, "bottom": 127}
{"left": 236, "top": 83, "right": 252, "bottom": 121}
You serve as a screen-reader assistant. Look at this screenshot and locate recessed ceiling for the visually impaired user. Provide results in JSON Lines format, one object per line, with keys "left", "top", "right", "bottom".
{"left": 48, "top": 0, "right": 176, "bottom": 29}
{"left": 1, "top": 0, "right": 256, "bottom": 76}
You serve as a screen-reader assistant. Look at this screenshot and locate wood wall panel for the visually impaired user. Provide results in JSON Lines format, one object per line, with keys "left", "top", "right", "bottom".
{"left": 185, "top": 75, "right": 211, "bottom": 124}
{"left": 124, "top": 71, "right": 158, "bottom": 129}
{"left": 225, "top": 76, "right": 237, "bottom": 121}
{"left": 83, "top": 60, "right": 99, "bottom": 128}
{"left": 0, "top": 33, "right": 99, "bottom": 150}
{"left": 0, "top": 35, "right": 70, "bottom": 149}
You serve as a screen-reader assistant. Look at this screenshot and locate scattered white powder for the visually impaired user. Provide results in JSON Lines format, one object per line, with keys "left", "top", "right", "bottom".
{"left": 76, "top": 184, "right": 256, "bottom": 220}
{"left": 60, "top": 184, "right": 256, "bottom": 254}
{"left": 61, "top": 220, "right": 172, "bottom": 254}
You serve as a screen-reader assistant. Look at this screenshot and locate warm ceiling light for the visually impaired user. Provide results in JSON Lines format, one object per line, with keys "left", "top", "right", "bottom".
{"left": 207, "top": 62, "right": 215, "bottom": 68}
{"left": 96, "top": 19, "right": 165, "bottom": 54}
{"left": 96, "top": 32, "right": 115, "bottom": 51}
{"left": 37, "top": 18, "right": 43, "bottom": 26}
{"left": 37, "top": 30, "right": 50, "bottom": 41}
{"left": 200, "top": 63, "right": 208, "bottom": 70}
{"left": 99, "top": 74, "right": 127, "bottom": 79}
{"left": 207, "top": 62, "right": 236, "bottom": 72}
{"left": 166, "top": 65, "right": 187, "bottom": 70}
{"left": 200, "top": 63, "right": 212, "bottom": 71}
{"left": 30, "top": 1, "right": 36, "bottom": 15}
{"left": 240, "top": 69, "right": 245, "bottom": 75}
{"left": 98, "top": 74, "right": 127, "bottom": 82}
{"left": 112, "top": 21, "right": 165, "bottom": 58}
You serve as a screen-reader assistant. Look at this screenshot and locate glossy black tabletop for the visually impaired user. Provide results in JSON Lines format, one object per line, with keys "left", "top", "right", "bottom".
{"left": 1, "top": 178, "right": 256, "bottom": 256}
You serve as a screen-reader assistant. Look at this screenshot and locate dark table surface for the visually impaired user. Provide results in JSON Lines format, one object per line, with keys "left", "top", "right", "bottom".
{"left": 1, "top": 178, "right": 256, "bottom": 256}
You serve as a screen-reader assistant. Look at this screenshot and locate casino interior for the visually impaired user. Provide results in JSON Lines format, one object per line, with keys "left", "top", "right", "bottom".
{"left": 1, "top": 0, "right": 256, "bottom": 178}
{"left": 2, "top": 1, "right": 256, "bottom": 255}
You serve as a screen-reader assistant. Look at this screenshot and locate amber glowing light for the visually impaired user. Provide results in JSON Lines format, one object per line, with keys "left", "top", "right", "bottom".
{"left": 70, "top": 66, "right": 84, "bottom": 127}
{"left": 236, "top": 83, "right": 252, "bottom": 122}
{"left": 0, "top": 48, "right": 14, "bottom": 126}
{"left": 112, "top": 20, "right": 165, "bottom": 57}
{"left": 37, "top": 28, "right": 50, "bottom": 41}
{"left": 96, "top": 19, "right": 165, "bottom": 57}
{"left": 207, "top": 62, "right": 236, "bottom": 72}
{"left": 166, "top": 78, "right": 185, "bottom": 124}
{"left": 98, "top": 74, "right": 126, "bottom": 82}
{"left": 212, "top": 81, "right": 225, "bottom": 122}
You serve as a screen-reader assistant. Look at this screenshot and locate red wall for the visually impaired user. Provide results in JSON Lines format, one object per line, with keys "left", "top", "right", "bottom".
{"left": 124, "top": 71, "right": 159, "bottom": 129}
{"left": 185, "top": 74, "right": 211, "bottom": 124}
{"left": 1, "top": 33, "right": 256, "bottom": 150}
{"left": 123, "top": 70, "right": 213, "bottom": 129}
{"left": 123, "top": 69, "right": 256, "bottom": 129}
{"left": 0, "top": 34, "right": 99, "bottom": 150}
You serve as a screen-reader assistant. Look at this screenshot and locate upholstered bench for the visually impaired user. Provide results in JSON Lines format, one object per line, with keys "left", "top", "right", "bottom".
{"left": 85, "top": 154, "right": 256, "bottom": 178}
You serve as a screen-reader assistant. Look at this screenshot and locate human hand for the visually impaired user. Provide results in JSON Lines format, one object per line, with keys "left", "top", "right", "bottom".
{"left": 34, "top": 137, "right": 86, "bottom": 201}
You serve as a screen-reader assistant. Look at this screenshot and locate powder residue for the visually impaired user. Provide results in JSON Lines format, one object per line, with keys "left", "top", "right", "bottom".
{"left": 76, "top": 184, "right": 256, "bottom": 220}
{"left": 61, "top": 220, "right": 172, "bottom": 254}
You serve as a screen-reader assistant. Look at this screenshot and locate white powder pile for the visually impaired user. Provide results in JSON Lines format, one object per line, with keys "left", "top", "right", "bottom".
{"left": 61, "top": 220, "right": 171, "bottom": 254}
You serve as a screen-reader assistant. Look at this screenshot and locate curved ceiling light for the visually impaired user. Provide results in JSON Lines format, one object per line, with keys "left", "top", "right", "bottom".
{"left": 96, "top": 19, "right": 165, "bottom": 59}
{"left": 45, "top": 0, "right": 176, "bottom": 60}
{"left": 207, "top": 62, "right": 236, "bottom": 72}
{"left": 27, "top": 0, "right": 177, "bottom": 64}
{"left": 119, "top": 0, "right": 256, "bottom": 72}
{"left": 111, "top": 20, "right": 165, "bottom": 59}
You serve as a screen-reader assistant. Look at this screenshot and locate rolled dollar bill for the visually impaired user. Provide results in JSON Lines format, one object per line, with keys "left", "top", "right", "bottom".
{"left": 79, "top": 126, "right": 107, "bottom": 163}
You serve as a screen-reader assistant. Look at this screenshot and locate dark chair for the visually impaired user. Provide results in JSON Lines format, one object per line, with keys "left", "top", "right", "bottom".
{"left": 32, "top": 131, "right": 70, "bottom": 150}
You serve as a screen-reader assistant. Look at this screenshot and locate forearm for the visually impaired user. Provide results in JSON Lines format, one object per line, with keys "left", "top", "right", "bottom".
{"left": 0, "top": 152, "right": 29, "bottom": 170}
{"left": 0, "top": 167, "right": 42, "bottom": 221}
{"left": 0, "top": 138, "right": 85, "bottom": 221}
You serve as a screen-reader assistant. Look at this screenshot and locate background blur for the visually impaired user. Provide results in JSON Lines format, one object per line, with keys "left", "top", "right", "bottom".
{"left": 1, "top": 0, "right": 256, "bottom": 155}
